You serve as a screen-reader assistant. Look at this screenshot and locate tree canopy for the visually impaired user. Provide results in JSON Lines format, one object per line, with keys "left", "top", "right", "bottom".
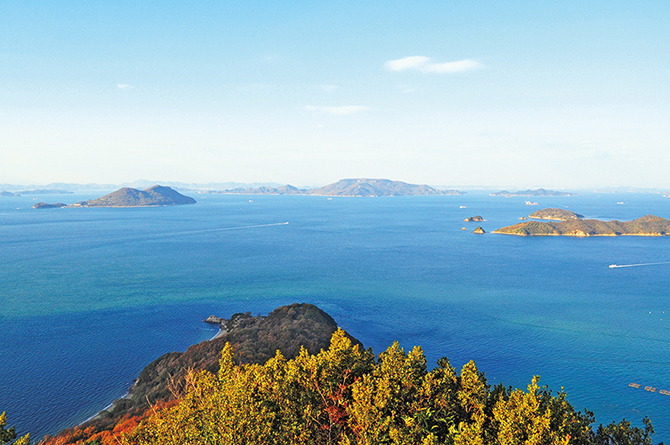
{"left": 117, "top": 329, "right": 657, "bottom": 445}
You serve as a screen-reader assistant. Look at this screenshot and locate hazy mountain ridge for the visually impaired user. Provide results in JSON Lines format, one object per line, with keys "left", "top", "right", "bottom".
{"left": 216, "top": 178, "right": 464, "bottom": 196}
{"left": 307, "top": 178, "right": 463, "bottom": 196}
{"left": 490, "top": 188, "right": 576, "bottom": 197}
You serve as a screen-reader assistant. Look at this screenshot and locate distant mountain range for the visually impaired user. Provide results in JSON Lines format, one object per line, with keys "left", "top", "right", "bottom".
{"left": 216, "top": 178, "right": 464, "bottom": 197}
{"left": 490, "top": 188, "right": 575, "bottom": 197}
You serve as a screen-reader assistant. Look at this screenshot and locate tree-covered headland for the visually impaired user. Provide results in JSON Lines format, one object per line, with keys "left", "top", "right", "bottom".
{"left": 5, "top": 304, "right": 662, "bottom": 444}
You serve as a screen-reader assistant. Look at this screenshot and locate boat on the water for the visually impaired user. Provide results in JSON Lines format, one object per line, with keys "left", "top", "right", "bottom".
{"left": 609, "top": 264, "right": 619, "bottom": 268}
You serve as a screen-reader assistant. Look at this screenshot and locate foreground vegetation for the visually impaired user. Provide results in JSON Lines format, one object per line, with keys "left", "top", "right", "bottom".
{"left": 3, "top": 304, "right": 661, "bottom": 444}
{"left": 1, "top": 412, "right": 29, "bottom": 445}
{"left": 25, "top": 330, "right": 657, "bottom": 445}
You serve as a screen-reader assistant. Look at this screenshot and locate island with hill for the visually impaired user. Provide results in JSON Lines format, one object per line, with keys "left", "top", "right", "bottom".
{"left": 34, "top": 186, "right": 196, "bottom": 209}
{"left": 33, "top": 185, "right": 196, "bottom": 209}
{"left": 490, "top": 188, "right": 575, "bottom": 197}
{"left": 74, "top": 185, "right": 196, "bottom": 207}
{"left": 494, "top": 210, "right": 670, "bottom": 236}
{"left": 215, "top": 178, "right": 463, "bottom": 197}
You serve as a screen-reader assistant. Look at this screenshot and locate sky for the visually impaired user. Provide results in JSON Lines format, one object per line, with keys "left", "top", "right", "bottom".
{"left": 1, "top": 1, "right": 669, "bottom": 189}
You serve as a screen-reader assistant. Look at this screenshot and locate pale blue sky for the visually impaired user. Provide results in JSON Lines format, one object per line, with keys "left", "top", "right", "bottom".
{"left": 1, "top": 1, "right": 668, "bottom": 188}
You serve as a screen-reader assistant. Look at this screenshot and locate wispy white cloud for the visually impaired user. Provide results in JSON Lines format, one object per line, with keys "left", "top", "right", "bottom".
{"left": 117, "top": 83, "right": 133, "bottom": 89}
{"left": 384, "top": 56, "right": 431, "bottom": 72}
{"left": 423, "top": 59, "right": 483, "bottom": 73}
{"left": 322, "top": 85, "right": 338, "bottom": 92}
{"left": 384, "top": 56, "right": 483, "bottom": 73}
{"left": 305, "top": 105, "right": 372, "bottom": 115}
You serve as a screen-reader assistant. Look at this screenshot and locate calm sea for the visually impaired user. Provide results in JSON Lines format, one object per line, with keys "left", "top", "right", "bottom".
{"left": 1, "top": 191, "right": 669, "bottom": 440}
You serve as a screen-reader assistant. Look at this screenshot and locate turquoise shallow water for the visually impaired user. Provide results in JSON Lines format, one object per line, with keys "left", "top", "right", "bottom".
{"left": 1, "top": 191, "right": 669, "bottom": 440}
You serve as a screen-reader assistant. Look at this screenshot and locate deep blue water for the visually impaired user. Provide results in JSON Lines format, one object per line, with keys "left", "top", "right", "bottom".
{"left": 1, "top": 191, "right": 669, "bottom": 441}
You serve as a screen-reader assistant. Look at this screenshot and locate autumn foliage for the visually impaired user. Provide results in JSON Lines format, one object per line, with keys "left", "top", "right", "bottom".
{"left": 83, "top": 329, "right": 654, "bottom": 445}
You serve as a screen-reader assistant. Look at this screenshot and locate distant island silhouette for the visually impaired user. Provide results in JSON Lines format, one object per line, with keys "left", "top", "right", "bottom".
{"left": 215, "top": 178, "right": 463, "bottom": 197}
{"left": 490, "top": 188, "right": 575, "bottom": 197}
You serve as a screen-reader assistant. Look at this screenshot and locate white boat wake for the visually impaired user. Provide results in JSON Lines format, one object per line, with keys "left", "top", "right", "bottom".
{"left": 160, "top": 222, "right": 290, "bottom": 238}
{"left": 609, "top": 261, "right": 670, "bottom": 269}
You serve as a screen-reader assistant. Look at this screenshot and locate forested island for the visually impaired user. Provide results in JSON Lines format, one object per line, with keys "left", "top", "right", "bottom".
{"left": 215, "top": 178, "right": 463, "bottom": 197}
{"left": 494, "top": 209, "right": 670, "bottom": 236}
{"left": 1, "top": 303, "right": 652, "bottom": 445}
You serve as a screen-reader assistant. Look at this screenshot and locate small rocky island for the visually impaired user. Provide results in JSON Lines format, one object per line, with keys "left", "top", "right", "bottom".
{"left": 494, "top": 209, "right": 670, "bottom": 236}
{"left": 464, "top": 215, "right": 485, "bottom": 222}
